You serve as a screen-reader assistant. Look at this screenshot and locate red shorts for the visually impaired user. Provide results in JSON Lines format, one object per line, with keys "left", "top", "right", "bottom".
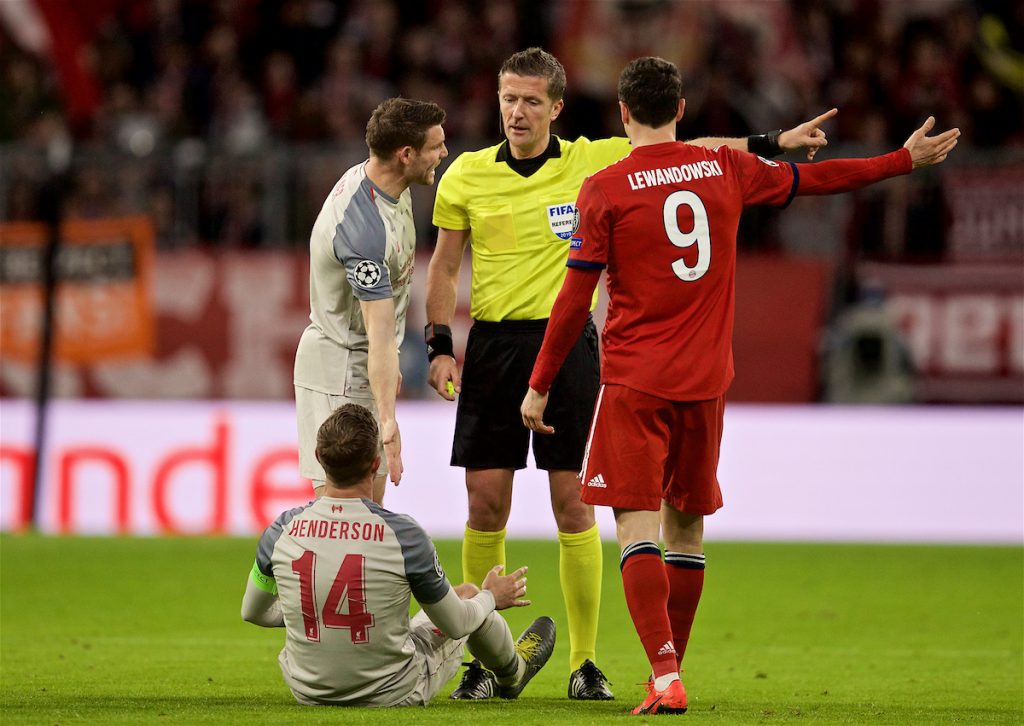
{"left": 579, "top": 384, "right": 725, "bottom": 514}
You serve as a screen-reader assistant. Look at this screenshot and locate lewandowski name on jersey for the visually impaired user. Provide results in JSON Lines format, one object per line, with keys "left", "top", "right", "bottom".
{"left": 627, "top": 160, "right": 724, "bottom": 190}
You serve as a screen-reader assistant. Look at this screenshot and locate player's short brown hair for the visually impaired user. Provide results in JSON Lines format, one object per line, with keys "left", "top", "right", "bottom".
{"left": 315, "top": 404, "right": 380, "bottom": 487}
{"left": 365, "top": 97, "right": 446, "bottom": 158}
{"left": 498, "top": 47, "right": 567, "bottom": 101}
{"left": 618, "top": 56, "right": 683, "bottom": 128}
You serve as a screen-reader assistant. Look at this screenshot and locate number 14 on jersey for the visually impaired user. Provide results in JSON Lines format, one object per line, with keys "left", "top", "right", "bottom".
{"left": 291, "top": 551, "right": 376, "bottom": 644}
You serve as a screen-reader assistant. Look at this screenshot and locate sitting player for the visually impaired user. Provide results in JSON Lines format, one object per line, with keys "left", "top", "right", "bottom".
{"left": 241, "top": 403, "right": 555, "bottom": 706}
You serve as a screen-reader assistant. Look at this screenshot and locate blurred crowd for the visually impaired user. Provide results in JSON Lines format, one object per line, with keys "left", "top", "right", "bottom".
{"left": 1, "top": 0, "right": 1021, "bottom": 252}
{"left": 1, "top": 0, "right": 542, "bottom": 151}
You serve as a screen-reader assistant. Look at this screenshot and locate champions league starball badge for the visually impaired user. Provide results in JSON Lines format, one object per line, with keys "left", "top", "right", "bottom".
{"left": 351, "top": 259, "right": 383, "bottom": 289}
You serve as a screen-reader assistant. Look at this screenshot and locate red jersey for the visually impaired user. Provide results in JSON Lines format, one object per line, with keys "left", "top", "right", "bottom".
{"left": 530, "top": 143, "right": 909, "bottom": 399}
{"left": 567, "top": 142, "right": 797, "bottom": 401}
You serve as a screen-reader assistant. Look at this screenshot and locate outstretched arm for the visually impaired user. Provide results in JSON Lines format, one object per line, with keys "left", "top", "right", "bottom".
{"left": 688, "top": 108, "right": 838, "bottom": 159}
{"left": 794, "top": 116, "right": 959, "bottom": 196}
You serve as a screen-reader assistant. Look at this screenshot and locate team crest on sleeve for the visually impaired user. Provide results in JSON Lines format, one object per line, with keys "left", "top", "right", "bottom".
{"left": 546, "top": 202, "right": 578, "bottom": 240}
{"left": 433, "top": 552, "right": 445, "bottom": 579}
{"left": 351, "top": 259, "right": 383, "bottom": 289}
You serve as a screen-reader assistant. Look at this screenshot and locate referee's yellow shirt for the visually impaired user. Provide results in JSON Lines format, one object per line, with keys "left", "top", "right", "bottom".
{"left": 432, "top": 135, "right": 632, "bottom": 322}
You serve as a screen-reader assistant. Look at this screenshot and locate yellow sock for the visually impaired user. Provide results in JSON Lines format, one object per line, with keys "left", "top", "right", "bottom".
{"left": 559, "top": 523, "right": 603, "bottom": 670}
{"left": 462, "top": 525, "right": 506, "bottom": 587}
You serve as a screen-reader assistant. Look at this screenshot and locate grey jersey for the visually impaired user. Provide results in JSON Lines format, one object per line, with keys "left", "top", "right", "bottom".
{"left": 254, "top": 497, "right": 452, "bottom": 706}
{"left": 294, "top": 162, "right": 416, "bottom": 395}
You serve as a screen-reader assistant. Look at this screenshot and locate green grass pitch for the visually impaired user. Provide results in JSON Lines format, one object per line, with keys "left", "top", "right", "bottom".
{"left": 1, "top": 535, "right": 1021, "bottom": 724}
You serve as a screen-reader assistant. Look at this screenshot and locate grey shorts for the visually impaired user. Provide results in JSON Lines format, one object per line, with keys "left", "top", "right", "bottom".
{"left": 279, "top": 610, "right": 467, "bottom": 707}
{"left": 294, "top": 385, "right": 386, "bottom": 486}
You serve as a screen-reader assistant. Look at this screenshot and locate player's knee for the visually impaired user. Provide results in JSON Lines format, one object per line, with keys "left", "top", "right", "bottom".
{"left": 663, "top": 512, "right": 704, "bottom": 551}
{"left": 466, "top": 494, "right": 511, "bottom": 530}
{"left": 554, "top": 512, "right": 595, "bottom": 533}
{"left": 552, "top": 499, "right": 595, "bottom": 533}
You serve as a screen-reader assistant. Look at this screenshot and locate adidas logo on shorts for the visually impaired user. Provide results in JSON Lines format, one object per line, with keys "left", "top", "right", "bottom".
{"left": 586, "top": 474, "right": 607, "bottom": 488}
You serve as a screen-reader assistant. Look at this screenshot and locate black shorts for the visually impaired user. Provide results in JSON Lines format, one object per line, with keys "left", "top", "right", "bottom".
{"left": 452, "top": 316, "right": 600, "bottom": 471}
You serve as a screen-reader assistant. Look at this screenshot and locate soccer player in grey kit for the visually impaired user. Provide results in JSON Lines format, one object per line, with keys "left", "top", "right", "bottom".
{"left": 242, "top": 403, "right": 555, "bottom": 707}
{"left": 294, "top": 97, "right": 448, "bottom": 503}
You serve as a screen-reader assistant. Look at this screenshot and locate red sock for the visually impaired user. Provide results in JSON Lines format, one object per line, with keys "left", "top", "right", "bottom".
{"left": 620, "top": 545, "right": 677, "bottom": 678}
{"left": 665, "top": 551, "right": 705, "bottom": 668}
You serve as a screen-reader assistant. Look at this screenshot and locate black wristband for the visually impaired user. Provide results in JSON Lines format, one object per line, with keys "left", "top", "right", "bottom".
{"left": 748, "top": 129, "right": 783, "bottom": 158}
{"left": 424, "top": 322, "right": 454, "bottom": 361}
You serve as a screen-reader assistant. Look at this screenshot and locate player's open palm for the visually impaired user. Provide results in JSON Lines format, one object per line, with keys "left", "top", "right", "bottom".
{"left": 904, "top": 116, "right": 960, "bottom": 169}
{"left": 483, "top": 565, "right": 531, "bottom": 610}
{"left": 381, "top": 418, "right": 403, "bottom": 485}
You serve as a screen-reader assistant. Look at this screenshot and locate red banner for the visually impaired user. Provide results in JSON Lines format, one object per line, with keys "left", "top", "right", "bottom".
{"left": 944, "top": 165, "right": 1024, "bottom": 263}
{"left": 4, "top": 248, "right": 1017, "bottom": 403}
{"left": 859, "top": 263, "right": 1024, "bottom": 402}
{"left": 731, "top": 256, "right": 832, "bottom": 402}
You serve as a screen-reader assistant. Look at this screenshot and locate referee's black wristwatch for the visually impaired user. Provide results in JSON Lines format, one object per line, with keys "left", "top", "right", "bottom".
{"left": 424, "top": 322, "right": 454, "bottom": 361}
{"left": 748, "top": 129, "right": 784, "bottom": 158}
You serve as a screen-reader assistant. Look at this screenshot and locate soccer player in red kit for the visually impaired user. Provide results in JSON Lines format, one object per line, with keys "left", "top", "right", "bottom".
{"left": 521, "top": 56, "right": 959, "bottom": 716}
